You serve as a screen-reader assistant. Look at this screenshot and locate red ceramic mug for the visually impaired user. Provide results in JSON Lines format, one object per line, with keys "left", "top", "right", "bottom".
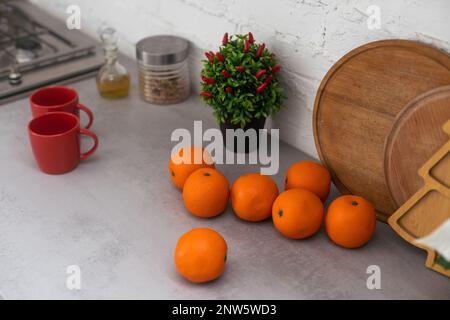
{"left": 30, "top": 86, "right": 94, "bottom": 129}
{"left": 28, "top": 112, "right": 99, "bottom": 174}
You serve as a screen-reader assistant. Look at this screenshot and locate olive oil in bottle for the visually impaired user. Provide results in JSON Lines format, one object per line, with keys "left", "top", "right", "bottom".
{"left": 96, "top": 27, "right": 130, "bottom": 99}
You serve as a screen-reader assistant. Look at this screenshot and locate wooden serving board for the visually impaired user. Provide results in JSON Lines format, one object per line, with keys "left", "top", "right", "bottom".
{"left": 388, "top": 120, "right": 450, "bottom": 277}
{"left": 384, "top": 86, "right": 450, "bottom": 207}
{"left": 313, "top": 40, "right": 450, "bottom": 221}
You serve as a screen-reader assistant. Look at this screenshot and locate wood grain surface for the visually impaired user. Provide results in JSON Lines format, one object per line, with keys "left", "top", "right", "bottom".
{"left": 384, "top": 86, "right": 450, "bottom": 207}
{"left": 313, "top": 40, "right": 450, "bottom": 221}
{"left": 388, "top": 120, "right": 450, "bottom": 277}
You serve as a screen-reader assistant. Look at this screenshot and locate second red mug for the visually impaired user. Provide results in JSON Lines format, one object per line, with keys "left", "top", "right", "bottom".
{"left": 28, "top": 112, "right": 99, "bottom": 174}
{"left": 30, "top": 86, "right": 94, "bottom": 129}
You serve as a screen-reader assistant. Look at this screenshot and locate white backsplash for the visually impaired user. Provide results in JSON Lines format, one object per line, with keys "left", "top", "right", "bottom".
{"left": 31, "top": 0, "right": 450, "bottom": 157}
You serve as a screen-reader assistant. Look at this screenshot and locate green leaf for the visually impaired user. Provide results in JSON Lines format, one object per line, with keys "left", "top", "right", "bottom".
{"left": 199, "top": 33, "right": 285, "bottom": 127}
{"left": 436, "top": 255, "right": 450, "bottom": 269}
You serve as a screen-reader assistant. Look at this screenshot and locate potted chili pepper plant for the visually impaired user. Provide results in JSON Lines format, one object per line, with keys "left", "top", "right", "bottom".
{"left": 200, "top": 32, "right": 284, "bottom": 152}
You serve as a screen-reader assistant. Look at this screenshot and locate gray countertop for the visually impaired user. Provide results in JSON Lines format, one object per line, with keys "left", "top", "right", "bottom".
{"left": 0, "top": 58, "right": 449, "bottom": 300}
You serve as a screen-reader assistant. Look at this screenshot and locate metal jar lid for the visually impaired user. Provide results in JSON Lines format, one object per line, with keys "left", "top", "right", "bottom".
{"left": 136, "top": 35, "right": 189, "bottom": 66}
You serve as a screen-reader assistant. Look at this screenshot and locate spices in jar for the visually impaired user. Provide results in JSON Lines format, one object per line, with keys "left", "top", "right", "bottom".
{"left": 136, "top": 35, "right": 190, "bottom": 104}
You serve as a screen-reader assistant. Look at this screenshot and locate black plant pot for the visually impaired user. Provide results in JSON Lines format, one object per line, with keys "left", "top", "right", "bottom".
{"left": 220, "top": 117, "right": 267, "bottom": 153}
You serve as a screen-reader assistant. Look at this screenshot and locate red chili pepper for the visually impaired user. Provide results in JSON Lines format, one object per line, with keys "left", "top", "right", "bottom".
{"left": 204, "top": 52, "right": 213, "bottom": 62}
{"left": 236, "top": 65, "right": 245, "bottom": 73}
{"left": 222, "top": 32, "right": 228, "bottom": 46}
{"left": 225, "top": 86, "right": 233, "bottom": 94}
{"left": 272, "top": 64, "right": 281, "bottom": 73}
{"left": 201, "top": 75, "right": 216, "bottom": 85}
{"left": 255, "top": 43, "right": 265, "bottom": 59}
{"left": 221, "top": 70, "right": 231, "bottom": 79}
{"left": 200, "top": 91, "right": 213, "bottom": 98}
{"left": 244, "top": 39, "right": 250, "bottom": 53}
{"left": 207, "top": 52, "right": 216, "bottom": 63}
{"left": 256, "top": 82, "right": 268, "bottom": 94}
{"left": 216, "top": 52, "right": 225, "bottom": 62}
{"left": 248, "top": 32, "right": 254, "bottom": 44}
{"left": 255, "top": 69, "right": 266, "bottom": 78}
{"left": 264, "top": 74, "right": 273, "bottom": 84}
{"left": 209, "top": 51, "right": 216, "bottom": 62}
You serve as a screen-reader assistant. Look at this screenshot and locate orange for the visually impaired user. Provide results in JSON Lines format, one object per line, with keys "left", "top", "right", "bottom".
{"left": 231, "top": 173, "right": 279, "bottom": 222}
{"left": 168, "top": 145, "right": 214, "bottom": 190}
{"left": 325, "top": 195, "right": 376, "bottom": 248}
{"left": 174, "top": 228, "right": 227, "bottom": 283}
{"left": 285, "top": 160, "right": 331, "bottom": 201}
{"left": 272, "top": 188, "right": 324, "bottom": 239}
{"left": 182, "top": 168, "right": 230, "bottom": 218}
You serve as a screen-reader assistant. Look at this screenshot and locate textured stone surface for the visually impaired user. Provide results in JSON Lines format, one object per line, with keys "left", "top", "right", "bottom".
{"left": 30, "top": 0, "right": 450, "bottom": 157}
{"left": 0, "top": 55, "right": 449, "bottom": 299}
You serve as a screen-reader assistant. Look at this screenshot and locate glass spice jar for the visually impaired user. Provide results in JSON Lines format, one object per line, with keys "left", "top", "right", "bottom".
{"left": 136, "top": 35, "right": 190, "bottom": 104}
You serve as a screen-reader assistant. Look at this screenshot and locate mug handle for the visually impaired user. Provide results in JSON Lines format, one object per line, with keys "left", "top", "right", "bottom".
{"left": 79, "top": 128, "right": 99, "bottom": 161}
{"left": 76, "top": 103, "right": 94, "bottom": 129}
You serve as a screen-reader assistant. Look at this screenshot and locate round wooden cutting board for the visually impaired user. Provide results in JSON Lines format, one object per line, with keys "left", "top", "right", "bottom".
{"left": 384, "top": 85, "right": 450, "bottom": 208}
{"left": 313, "top": 40, "right": 450, "bottom": 221}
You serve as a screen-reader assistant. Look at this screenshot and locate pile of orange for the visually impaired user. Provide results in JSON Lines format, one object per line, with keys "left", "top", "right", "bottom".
{"left": 168, "top": 145, "right": 214, "bottom": 190}
{"left": 169, "top": 147, "right": 377, "bottom": 283}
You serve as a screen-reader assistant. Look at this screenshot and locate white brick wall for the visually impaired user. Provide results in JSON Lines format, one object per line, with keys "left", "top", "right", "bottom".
{"left": 31, "top": 0, "right": 450, "bottom": 157}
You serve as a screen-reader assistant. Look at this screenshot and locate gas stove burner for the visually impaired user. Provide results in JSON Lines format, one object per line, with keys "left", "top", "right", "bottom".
{"left": 0, "top": 0, "right": 103, "bottom": 103}
{"left": 15, "top": 37, "right": 41, "bottom": 63}
{"left": 15, "top": 37, "right": 42, "bottom": 51}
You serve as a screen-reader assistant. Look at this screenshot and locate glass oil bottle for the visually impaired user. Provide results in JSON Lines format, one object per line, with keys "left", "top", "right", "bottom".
{"left": 96, "top": 27, "right": 130, "bottom": 99}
